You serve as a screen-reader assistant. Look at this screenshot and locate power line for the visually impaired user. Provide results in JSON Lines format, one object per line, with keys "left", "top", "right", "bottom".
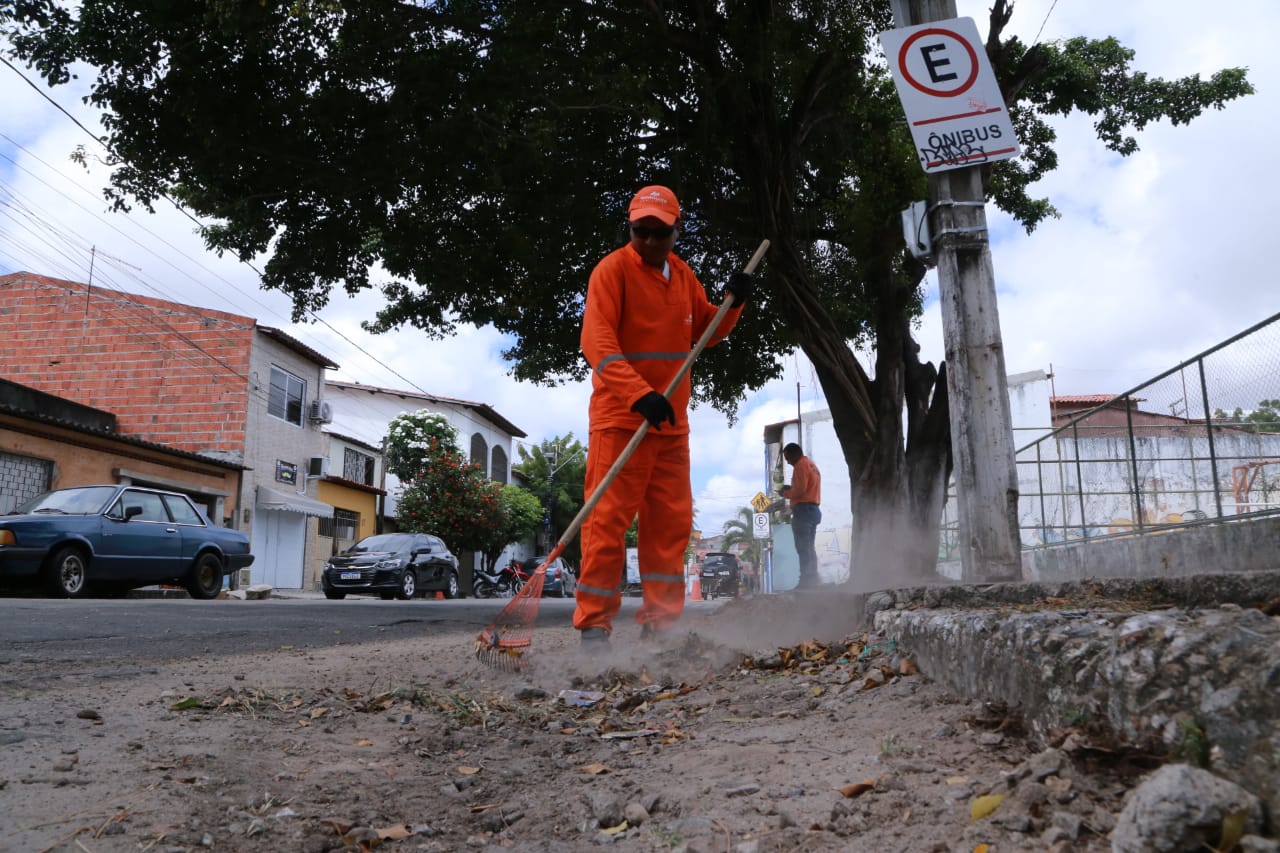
{"left": 0, "top": 56, "right": 431, "bottom": 397}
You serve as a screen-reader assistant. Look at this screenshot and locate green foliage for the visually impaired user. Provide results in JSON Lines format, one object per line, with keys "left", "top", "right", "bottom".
{"left": 395, "top": 450, "right": 502, "bottom": 555}
{"left": 1214, "top": 400, "right": 1280, "bottom": 433}
{"left": 1173, "top": 718, "right": 1210, "bottom": 768}
{"left": 385, "top": 409, "right": 535, "bottom": 558}
{"left": 721, "top": 506, "right": 762, "bottom": 570}
{"left": 383, "top": 411, "right": 460, "bottom": 482}
{"left": 511, "top": 434, "right": 586, "bottom": 560}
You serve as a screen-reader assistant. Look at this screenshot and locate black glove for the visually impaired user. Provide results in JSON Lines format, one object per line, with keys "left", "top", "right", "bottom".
{"left": 631, "top": 391, "right": 676, "bottom": 430}
{"left": 725, "top": 271, "right": 753, "bottom": 307}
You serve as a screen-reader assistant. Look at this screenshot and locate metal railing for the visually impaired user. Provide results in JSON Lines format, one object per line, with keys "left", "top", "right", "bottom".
{"left": 938, "top": 310, "right": 1280, "bottom": 559}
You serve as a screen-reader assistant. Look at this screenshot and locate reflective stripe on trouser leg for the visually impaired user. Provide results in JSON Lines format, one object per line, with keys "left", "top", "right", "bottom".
{"left": 635, "top": 433, "right": 691, "bottom": 630}
{"left": 573, "top": 428, "right": 657, "bottom": 632}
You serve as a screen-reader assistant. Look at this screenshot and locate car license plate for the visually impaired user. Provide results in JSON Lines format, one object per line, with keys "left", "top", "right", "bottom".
{"left": 340, "top": 571, "right": 361, "bottom": 580}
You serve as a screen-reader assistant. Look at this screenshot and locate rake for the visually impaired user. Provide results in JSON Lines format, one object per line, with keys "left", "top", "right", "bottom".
{"left": 475, "top": 238, "right": 771, "bottom": 669}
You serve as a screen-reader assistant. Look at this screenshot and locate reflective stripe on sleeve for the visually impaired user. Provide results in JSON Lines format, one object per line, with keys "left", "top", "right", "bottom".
{"left": 595, "top": 351, "right": 690, "bottom": 375}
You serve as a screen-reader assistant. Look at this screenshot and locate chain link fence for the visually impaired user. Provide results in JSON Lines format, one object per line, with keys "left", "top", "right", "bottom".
{"left": 939, "top": 311, "right": 1280, "bottom": 560}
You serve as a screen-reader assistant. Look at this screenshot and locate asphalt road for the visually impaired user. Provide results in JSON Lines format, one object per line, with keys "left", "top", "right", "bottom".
{"left": 0, "top": 595, "right": 594, "bottom": 664}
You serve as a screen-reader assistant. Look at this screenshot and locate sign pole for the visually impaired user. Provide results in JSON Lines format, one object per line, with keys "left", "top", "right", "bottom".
{"left": 905, "top": 0, "right": 1021, "bottom": 581}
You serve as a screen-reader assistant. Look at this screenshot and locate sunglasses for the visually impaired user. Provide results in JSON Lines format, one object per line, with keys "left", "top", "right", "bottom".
{"left": 629, "top": 224, "right": 676, "bottom": 240}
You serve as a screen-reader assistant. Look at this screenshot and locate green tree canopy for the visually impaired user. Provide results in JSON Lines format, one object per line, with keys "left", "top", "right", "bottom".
{"left": 3, "top": 0, "right": 1252, "bottom": 581}
{"left": 511, "top": 434, "right": 586, "bottom": 560}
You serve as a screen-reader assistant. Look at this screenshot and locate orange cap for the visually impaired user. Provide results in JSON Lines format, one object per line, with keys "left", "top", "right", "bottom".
{"left": 628, "top": 185, "right": 680, "bottom": 225}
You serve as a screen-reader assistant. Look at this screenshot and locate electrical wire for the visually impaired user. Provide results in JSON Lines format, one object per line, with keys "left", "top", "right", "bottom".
{"left": 0, "top": 57, "right": 431, "bottom": 397}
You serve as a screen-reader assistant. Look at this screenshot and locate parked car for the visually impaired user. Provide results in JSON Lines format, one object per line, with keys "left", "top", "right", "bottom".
{"left": 699, "top": 552, "right": 740, "bottom": 599}
{"left": 520, "top": 555, "right": 577, "bottom": 598}
{"left": 0, "top": 484, "right": 253, "bottom": 599}
{"left": 322, "top": 532, "right": 459, "bottom": 600}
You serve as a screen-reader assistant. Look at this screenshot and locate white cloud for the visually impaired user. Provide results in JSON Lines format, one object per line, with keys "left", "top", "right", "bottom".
{"left": 2, "top": 0, "right": 1276, "bottom": 537}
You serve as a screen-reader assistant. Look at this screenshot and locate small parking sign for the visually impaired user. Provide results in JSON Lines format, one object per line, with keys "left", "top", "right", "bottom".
{"left": 752, "top": 512, "right": 771, "bottom": 540}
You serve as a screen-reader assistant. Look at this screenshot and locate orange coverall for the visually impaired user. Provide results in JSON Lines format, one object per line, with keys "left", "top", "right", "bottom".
{"left": 574, "top": 244, "right": 743, "bottom": 633}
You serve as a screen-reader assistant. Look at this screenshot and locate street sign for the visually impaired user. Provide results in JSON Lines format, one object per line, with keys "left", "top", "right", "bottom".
{"left": 750, "top": 491, "right": 771, "bottom": 513}
{"left": 878, "top": 17, "right": 1019, "bottom": 174}
{"left": 752, "top": 512, "right": 771, "bottom": 540}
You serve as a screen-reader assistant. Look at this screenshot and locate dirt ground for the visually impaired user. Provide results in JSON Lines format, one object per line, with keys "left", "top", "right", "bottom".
{"left": 1, "top": 593, "right": 1149, "bottom": 852}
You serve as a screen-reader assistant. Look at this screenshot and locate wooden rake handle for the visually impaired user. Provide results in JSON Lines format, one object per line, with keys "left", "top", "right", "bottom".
{"left": 545, "top": 238, "right": 771, "bottom": 561}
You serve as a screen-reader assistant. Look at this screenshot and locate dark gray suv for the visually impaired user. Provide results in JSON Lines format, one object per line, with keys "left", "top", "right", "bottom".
{"left": 322, "top": 533, "right": 459, "bottom": 600}
{"left": 699, "top": 552, "right": 740, "bottom": 599}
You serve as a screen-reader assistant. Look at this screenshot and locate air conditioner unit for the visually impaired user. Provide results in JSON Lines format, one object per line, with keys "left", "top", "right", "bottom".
{"left": 308, "top": 399, "right": 334, "bottom": 423}
{"left": 307, "top": 456, "right": 329, "bottom": 477}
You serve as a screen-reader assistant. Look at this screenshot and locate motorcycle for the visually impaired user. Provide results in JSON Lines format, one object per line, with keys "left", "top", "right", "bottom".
{"left": 472, "top": 559, "right": 531, "bottom": 598}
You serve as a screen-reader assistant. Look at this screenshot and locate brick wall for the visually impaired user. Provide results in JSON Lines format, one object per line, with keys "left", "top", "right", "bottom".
{"left": 0, "top": 272, "right": 253, "bottom": 458}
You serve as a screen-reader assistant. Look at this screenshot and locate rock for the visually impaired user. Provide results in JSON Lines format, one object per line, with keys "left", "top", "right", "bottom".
{"left": 724, "top": 784, "right": 760, "bottom": 797}
{"left": 1050, "top": 810, "right": 1082, "bottom": 839}
{"left": 1241, "top": 836, "right": 1280, "bottom": 853}
{"left": 76, "top": 709, "right": 101, "bottom": 721}
{"left": 1111, "top": 764, "right": 1264, "bottom": 853}
{"left": 623, "top": 802, "right": 648, "bottom": 827}
{"left": 640, "top": 792, "right": 662, "bottom": 815}
{"left": 244, "top": 584, "right": 273, "bottom": 600}
{"left": 590, "top": 791, "right": 623, "bottom": 828}
{"left": 226, "top": 589, "right": 247, "bottom": 600}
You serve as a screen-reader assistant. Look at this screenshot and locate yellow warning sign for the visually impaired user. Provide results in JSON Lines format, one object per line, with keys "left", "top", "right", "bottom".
{"left": 750, "top": 491, "right": 771, "bottom": 513}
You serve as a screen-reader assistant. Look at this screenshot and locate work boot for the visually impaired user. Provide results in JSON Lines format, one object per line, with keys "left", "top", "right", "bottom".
{"left": 579, "top": 627, "right": 610, "bottom": 656}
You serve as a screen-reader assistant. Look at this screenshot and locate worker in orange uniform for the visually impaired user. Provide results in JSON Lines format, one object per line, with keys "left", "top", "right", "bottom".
{"left": 575, "top": 185, "right": 753, "bottom": 652}
{"left": 781, "top": 442, "right": 822, "bottom": 588}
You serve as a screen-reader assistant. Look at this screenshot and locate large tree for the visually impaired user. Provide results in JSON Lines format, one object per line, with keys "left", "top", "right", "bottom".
{"left": 3, "top": 0, "right": 1251, "bottom": 582}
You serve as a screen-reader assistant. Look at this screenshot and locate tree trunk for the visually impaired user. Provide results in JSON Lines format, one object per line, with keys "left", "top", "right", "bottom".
{"left": 764, "top": 221, "right": 953, "bottom": 592}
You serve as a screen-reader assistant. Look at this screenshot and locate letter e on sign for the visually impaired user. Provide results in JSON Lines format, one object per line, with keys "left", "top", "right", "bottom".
{"left": 878, "top": 17, "right": 1019, "bottom": 173}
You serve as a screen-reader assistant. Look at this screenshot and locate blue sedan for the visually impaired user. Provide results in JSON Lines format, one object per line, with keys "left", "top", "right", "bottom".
{"left": 0, "top": 485, "right": 254, "bottom": 599}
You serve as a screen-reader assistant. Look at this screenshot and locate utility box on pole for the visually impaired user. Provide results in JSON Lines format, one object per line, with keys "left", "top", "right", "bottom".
{"left": 881, "top": 1, "right": 1022, "bottom": 581}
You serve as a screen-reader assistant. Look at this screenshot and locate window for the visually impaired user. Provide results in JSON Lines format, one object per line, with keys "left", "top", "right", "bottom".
{"left": 491, "top": 446, "right": 508, "bottom": 484}
{"left": 162, "top": 494, "right": 205, "bottom": 526}
{"left": 470, "top": 433, "right": 488, "bottom": 476}
{"left": 343, "top": 447, "right": 376, "bottom": 485}
{"left": 116, "top": 490, "right": 169, "bottom": 522}
{"left": 268, "top": 366, "right": 306, "bottom": 426}
{"left": 318, "top": 509, "right": 359, "bottom": 540}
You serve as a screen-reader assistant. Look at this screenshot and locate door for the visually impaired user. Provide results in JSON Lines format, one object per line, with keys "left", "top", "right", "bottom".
{"left": 250, "top": 509, "right": 306, "bottom": 589}
{"left": 96, "top": 489, "right": 182, "bottom": 580}
{"left": 770, "top": 522, "right": 799, "bottom": 591}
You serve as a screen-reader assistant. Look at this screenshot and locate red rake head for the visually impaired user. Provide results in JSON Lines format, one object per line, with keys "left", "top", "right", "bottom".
{"left": 474, "top": 563, "right": 548, "bottom": 670}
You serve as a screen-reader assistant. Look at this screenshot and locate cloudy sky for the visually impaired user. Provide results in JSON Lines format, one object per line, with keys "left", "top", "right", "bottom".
{"left": 1, "top": 0, "right": 1275, "bottom": 536}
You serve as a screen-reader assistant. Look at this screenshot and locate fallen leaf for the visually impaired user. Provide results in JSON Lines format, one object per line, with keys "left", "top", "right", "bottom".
{"left": 835, "top": 781, "right": 875, "bottom": 798}
{"left": 469, "top": 803, "right": 499, "bottom": 813}
{"left": 319, "top": 818, "right": 352, "bottom": 835}
{"left": 354, "top": 738, "right": 373, "bottom": 747}
{"left": 945, "top": 775, "right": 970, "bottom": 785}
{"left": 218, "top": 696, "right": 237, "bottom": 708}
{"left": 969, "top": 793, "right": 1004, "bottom": 821}
{"left": 1215, "top": 808, "right": 1248, "bottom": 852}
{"left": 170, "top": 697, "right": 202, "bottom": 710}
{"left": 974, "top": 845, "right": 990, "bottom": 853}
{"left": 899, "top": 658, "right": 919, "bottom": 676}
{"left": 579, "top": 763, "right": 610, "bottom": 775}
{"left": 457, "top": 766, "right": 481, "bottom": 775}
{"left": 296, "top": 719, "right": 311, "bottom": 728}
{"left": 376, "top": 824, "right": 411, "bottom": 841}
{"left": 310, "top": 707, "right": 329, "bottom": 719}
{"left": 601, "top": 821, "right": 629, "bottom": 836}
{"left": 809, "top": 686, "right": 825, "bottom": 698}
{"left": 901, "top": 807, "right": 911, "bottom": 825}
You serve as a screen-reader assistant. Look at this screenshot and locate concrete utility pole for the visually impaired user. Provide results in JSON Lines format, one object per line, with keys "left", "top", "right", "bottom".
{"left": 902, "top": 0, "right": 1022, "bottom": 581}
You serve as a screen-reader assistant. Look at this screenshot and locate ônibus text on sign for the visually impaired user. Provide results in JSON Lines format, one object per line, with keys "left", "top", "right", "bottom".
{"left": 878, "top": 17, "right": 1019, "bottom": 174}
